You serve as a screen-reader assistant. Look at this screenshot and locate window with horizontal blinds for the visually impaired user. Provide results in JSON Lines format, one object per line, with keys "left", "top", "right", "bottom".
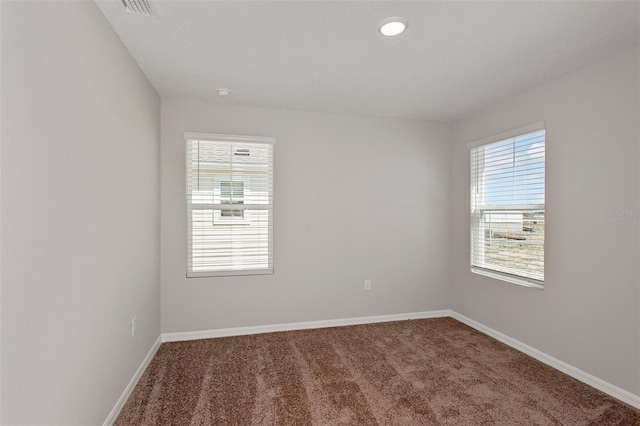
{"left": 186, "top": 133, "right": 274, "bottom": 277}
{"left": 469, "top": 125, "right": 545, "bottom": 287}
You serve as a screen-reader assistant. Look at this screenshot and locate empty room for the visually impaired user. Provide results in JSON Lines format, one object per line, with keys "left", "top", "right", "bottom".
{"left": 1, "top": 0, "right": 639, "bottom": 425}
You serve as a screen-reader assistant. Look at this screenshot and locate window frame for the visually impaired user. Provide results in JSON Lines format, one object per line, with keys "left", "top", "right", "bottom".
{"left": 185, "top": 132, "right": 275, "bottom": 278}
{"left": 467, "top": 122, "right": 545, "bottom": 289}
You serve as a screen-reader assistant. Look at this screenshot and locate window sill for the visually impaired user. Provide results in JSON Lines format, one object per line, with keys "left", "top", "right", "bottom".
{"left": 187, "top": 269, "right": 273, "bottom": 278}
{"left": 471, "top": 268, "right": 544, "bottom": 290}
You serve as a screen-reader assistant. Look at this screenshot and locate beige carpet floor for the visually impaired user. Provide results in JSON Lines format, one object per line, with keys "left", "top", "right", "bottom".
{"left": 116, "top": 317, "right": 640, "bottom": 425}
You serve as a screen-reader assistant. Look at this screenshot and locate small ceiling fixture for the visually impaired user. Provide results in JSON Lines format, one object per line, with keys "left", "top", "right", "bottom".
{"left": 379, "top": 17, "right": 408, "bottom": 36}
{"left": 217, "top": 88, "right": 231, "bottom": 98}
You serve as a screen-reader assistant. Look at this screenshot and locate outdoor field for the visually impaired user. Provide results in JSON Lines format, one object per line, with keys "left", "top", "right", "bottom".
{"left": 482, "top": 215, "right": 544, "bottom": 279}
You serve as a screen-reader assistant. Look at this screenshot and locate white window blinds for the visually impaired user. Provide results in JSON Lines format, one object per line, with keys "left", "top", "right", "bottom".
{"left": 469, "top": 124, "right": 545, "bottom": 286}
{"left": 186, "top": 133, "right": 274, "bottom": 277}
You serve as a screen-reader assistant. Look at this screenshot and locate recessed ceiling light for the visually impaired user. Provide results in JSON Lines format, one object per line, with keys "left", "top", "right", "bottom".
{"left": 217, "top": 88, "right": 231, "bottom": 98}
{"left": 379, "top": 17, "right": 408, "bottom": 37}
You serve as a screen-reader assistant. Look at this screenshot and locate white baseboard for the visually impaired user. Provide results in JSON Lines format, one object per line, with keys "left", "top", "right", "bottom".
{"left": 161, "top": 310, "right": 451, "bottom": 342}
{"left": 103, "top": 336, "right": 162, "bottom": 426}
{"left": 450, "top": 311, "right": 640, "bottom": 410}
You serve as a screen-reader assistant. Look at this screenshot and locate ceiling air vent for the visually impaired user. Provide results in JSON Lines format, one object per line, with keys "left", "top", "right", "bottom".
{"left": 120, "top": 0, "right": 158, "bottom": 18}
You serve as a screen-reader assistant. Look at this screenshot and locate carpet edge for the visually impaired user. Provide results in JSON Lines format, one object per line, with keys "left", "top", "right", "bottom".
{"left": 450, "top": 311, "right": 640, "bottom": 410}
{"left": 160, "top": 310, "right": 452, "bottom": 342}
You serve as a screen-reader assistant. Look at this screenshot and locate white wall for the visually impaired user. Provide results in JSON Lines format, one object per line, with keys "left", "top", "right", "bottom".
{"left": 450, "top": 47, "right": 640, "bottom": 395}
{"left": 161, "top": 100, "right": 450, "bottom": 333}
{"left": 1, "top": 2, "right": 160, "bottom": 424}
{"left": 2, "top": 2, "right": 635, "bottom": 422}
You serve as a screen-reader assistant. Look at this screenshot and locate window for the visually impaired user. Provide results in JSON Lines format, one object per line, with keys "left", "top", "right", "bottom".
{"left": 219, "top": 181, "right": 244, "bottom": 218}
{"left": 469, "top": 122, "right": 545, "bottom": 288}
{"left": 186, "top": 133, "right": 274, "bottom": 277}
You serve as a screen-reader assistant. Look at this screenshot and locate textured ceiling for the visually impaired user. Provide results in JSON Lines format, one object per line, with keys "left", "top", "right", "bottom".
{"left": 96, "top": 1, "right": 639, "bottom": 122}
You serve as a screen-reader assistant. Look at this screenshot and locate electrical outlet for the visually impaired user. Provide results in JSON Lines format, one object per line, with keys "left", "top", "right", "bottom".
{"left": 364, "top": 280, "right": 372, "bottom": 291}
{"left": 131, "top": 317, "right": 137, "bottom": 337}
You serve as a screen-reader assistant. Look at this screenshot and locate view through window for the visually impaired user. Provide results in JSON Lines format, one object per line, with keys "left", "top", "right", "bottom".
{"left": 186, "top": 134, "right": 274, "bottom": 277}
{"left": 470, "top": 126, "right": 545, "bottom": 285}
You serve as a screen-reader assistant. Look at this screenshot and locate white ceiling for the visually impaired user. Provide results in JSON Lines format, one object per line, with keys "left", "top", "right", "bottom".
{"left": 96, "top": 1, "right": 639, "bottom": 123}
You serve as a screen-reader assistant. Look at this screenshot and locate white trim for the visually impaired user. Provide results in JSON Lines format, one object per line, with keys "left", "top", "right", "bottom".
{"left": 103, "top": 336, "right": 162, "bottom": 426}
{"left": 187, "top": 268, "right": 274, "bottom": 278}
{"left": 184, "top": 132, "right": 275, "bottom": 145}
{"left": 161, "top": 310, "right": 450, "bottom": 342}
{"left": 450, "top": 311, "right": 640, "bottom": 409}
{"left": 467, "top": 121, "right": 545, "bottom": 150}
{"left": 471, "top": 268, "right": 544, "bottom": 290}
